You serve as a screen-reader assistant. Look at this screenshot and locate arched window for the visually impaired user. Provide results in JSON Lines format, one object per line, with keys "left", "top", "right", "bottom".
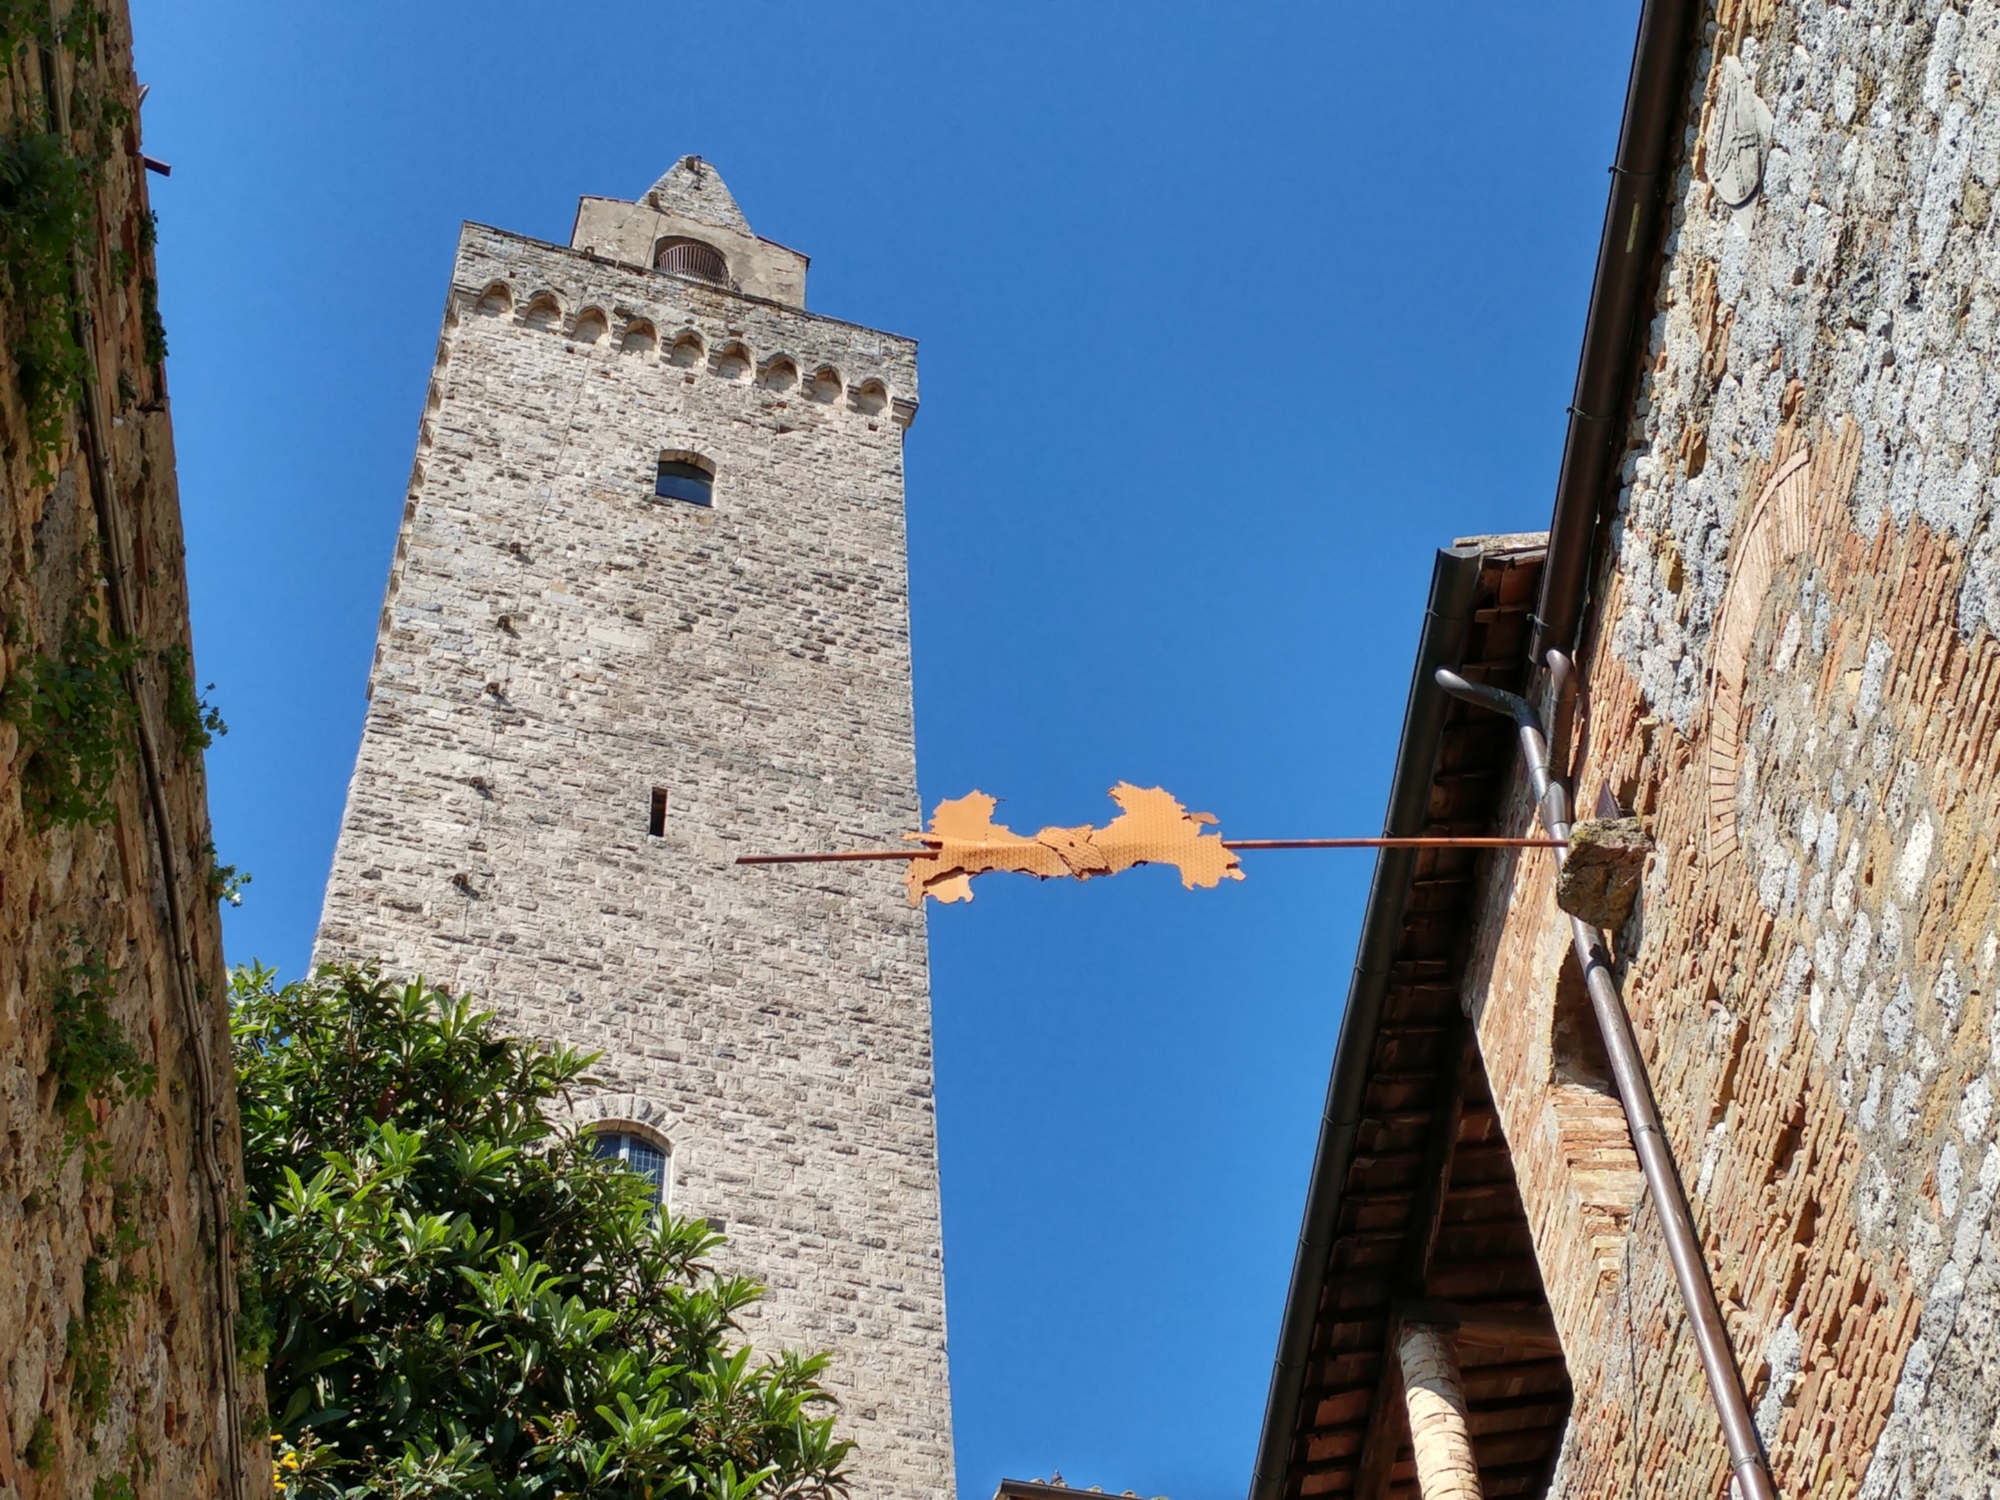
{"left": 655, "top": 452, "right": 714, "bottom": 507}
{"left": 654, "top": 237, "right": 729, "bottom": 285}
{"left": 593, "top": 1129, "right": 670, "bottom": 1203}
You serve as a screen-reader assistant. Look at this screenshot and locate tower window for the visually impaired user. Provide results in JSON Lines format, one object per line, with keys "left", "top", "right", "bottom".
{"left": 655, "top": 456, "right": 714, "bottom": 507}
{"left": 649, "top": 786, "right": 668, "bottom": 837}
{"left": 654, "top": 237, "right": 728, "bottom": 285}
{"left": 593, "top": 1130, "right": 670, "bottom": 1204}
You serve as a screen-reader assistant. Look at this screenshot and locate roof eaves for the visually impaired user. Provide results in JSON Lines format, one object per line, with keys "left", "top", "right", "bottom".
{"left": 1247, "top": 542, "right": 1486, "bottom": 1500}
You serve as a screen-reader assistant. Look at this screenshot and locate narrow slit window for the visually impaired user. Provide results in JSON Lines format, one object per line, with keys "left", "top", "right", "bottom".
{"left": 655, "top": 458, "right": 713, "bottom": 507}
{"left": 649, "top": 787, "right": 668, "bottom": 837}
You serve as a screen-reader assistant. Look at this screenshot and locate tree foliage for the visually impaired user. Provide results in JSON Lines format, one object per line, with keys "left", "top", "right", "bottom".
{"left": 232, "top": 965, "right": 854, "bottom": 1500}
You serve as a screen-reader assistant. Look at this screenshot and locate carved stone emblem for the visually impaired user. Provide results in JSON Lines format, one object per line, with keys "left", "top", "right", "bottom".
{"left": 1707, "top": 55, "right": 1774, "bottom": 208}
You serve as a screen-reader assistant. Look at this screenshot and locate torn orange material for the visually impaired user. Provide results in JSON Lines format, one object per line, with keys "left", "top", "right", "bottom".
{"left": 901, "top": 783, "right": 1246, "bottom": 905}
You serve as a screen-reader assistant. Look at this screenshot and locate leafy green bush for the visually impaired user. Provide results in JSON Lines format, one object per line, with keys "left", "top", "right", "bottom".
{"left": 157, "top": 643, "right": 225, "bottom": 757}
{"left": 2, "top": 597, "right": 137, "bottom": 830}
{"left": 232, "top": 965, "right": 854, "bottom": 1500}
{"left": 0, "top": 3, "right": 140, "bottom": 476}
{"left": 47, "top": 946, "right": 154, "bottom": 1168}
{"left": 67, "top": 1193, "right": 147, "bottom": 1420}
{"left": 0, "top": 126, "right": 92, "bottom": 473}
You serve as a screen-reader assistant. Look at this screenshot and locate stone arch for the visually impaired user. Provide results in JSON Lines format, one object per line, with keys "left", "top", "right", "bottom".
{"left": 561, "top": 1090, "right": 676, "bottom": 1143}
{"left": 1703, "top": 424, "right": 1862, "bottom": 863}
{"left": 757, "top": 354, "right": 798, "bottom": 391}
{"left": 850, "top": 378, "right": 889, "bottom": 415}
{"left": 620, "top": 318, "right": 657, "bottom": 355}
{"left": 523, "top": 290, "right": 562, "bottom": 328}
{"left": 653, "top": 236, "right": 729, "bottom": 285}
{"left": 668, "top": 329, "right": 705, "bottom": 368}
{"left": 711, "top": 340, "right": 752, "bottom": 381}
{"left": 572, "top": 306, "right": 607, "bottom": 344}
{"left": 805, "top": 365, "right": 843, "bottom": 403}
{"left": 474, "top": 281, "right": 513, "bottom": 316}
{"left": 561, "top": 1092, "right": 676, "bottom": 1207}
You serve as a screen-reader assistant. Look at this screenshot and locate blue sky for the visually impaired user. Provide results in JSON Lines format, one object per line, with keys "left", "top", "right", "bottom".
{"left": 134, "top": 4, "right": 1638, "bottom": 1496}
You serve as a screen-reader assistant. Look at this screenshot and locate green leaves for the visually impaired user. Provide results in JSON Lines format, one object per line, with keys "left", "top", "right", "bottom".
{"left": 157, "top": 642, "right": 227, "bottom": 758}
{"left": 47, "top": 945, "right": 154, "bottom": 1170}
{"left": 233, "top": 965, "right": 854, "bottom": 1500}
{"left": 0, "top": 125, "right": 91, "bottom": 476}
{"left": 2, "top": 596, "right": 138, "bottom": 831}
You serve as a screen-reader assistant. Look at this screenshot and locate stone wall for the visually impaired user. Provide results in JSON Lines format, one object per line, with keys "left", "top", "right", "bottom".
{"left": 314, "top": 198, "right": 953, "bottom": 1500}
{"left": 0, "top": 4, "right": 261, "bottom": 1497}
{"left": 1465, "top": 0, "right": 2000, "bottom": 1493}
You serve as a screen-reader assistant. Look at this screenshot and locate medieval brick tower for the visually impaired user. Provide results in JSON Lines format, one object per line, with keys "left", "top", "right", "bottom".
{"left": 315, "top": 157, "right": 952, "bottom": 1500}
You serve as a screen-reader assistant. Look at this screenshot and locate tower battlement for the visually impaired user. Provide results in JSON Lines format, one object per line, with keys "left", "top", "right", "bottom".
{"left": 319, "top": 161, "right": 953, "bottom": 1500}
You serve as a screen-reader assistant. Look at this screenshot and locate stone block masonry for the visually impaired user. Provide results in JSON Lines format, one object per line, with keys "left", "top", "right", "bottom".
{"left": 1459, "top": 3, "right": 2000, "bottom": 1496}
{"left": 316, "top": 162, "right": 953, "bottom": 1500}
{"left": 0, "top": 3, "right": 263, "bottom": 1494}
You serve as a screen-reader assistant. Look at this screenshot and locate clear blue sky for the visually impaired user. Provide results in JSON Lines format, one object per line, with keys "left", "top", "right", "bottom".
{"left": 134, "top": 5, "right": 1638, "bottom": 1496}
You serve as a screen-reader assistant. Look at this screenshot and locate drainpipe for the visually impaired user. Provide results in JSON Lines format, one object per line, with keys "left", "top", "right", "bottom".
{"left": 1435, "top": 654, "right": 1777, "bottom": 1500}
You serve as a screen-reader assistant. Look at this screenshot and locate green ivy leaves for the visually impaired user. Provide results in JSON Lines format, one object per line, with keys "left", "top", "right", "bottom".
{"left": 2, "top": 597, "right": 137, "bottom": 830}
{"left": 0, "top": 127, "right": 91, "bottom": 476}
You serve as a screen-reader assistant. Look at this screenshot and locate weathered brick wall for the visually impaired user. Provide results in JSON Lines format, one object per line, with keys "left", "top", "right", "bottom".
{"left": 1463, "top": 1, "right": 2000, "bottom": 1495}
{"left": 315, "top": 199, "right": 953, "bottom": 1500}
{"left": 0, "top": 5, "right": 261, "bottom": 1497}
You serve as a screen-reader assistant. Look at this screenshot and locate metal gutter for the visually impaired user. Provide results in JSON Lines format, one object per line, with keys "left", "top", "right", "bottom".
{"left": 1247, "top": 544, "right": 1485, "bottom": 1500}
{"left": 1531, "top": 0, "right": 1701, "bottom": 661}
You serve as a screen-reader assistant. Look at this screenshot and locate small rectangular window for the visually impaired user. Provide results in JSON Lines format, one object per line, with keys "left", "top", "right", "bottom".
{"left": 655, "top": 458, "right": 713, "bottom": 506}
{"left": 648, "top": 787, "right": 668, "bottom": 837}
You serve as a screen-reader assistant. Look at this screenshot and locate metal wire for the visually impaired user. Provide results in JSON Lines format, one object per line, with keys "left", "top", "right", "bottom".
{"left": 734, "top": 835, "right": 1565, "bottom": 865}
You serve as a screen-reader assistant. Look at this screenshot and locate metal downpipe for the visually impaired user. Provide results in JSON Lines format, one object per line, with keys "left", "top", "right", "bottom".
{"left": 1433, "top": 656, "right": 1777, "bottom": 1500}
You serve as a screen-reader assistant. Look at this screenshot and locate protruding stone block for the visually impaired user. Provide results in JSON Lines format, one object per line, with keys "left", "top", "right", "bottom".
{"left": 1556, "top": 816, "right": 1651, "bottom": 929}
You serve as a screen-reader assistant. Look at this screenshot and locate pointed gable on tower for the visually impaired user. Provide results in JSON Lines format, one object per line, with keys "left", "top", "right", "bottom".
{"left": 570, "top": 154, "right": 809, "bottom": 306}
{"left": 643, "top": 156, "right": 753, "bottom": 236}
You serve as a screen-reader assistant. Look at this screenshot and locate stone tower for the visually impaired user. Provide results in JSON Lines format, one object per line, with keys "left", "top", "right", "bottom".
{"left": 315, "top": 157, "right": 952, "bottom": 1500}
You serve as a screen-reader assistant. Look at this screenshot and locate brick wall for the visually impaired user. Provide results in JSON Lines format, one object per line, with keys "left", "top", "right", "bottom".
{"left": 1464, "top": 2, "right": 2000, "bottom": 1495}
{"left": 315, "top": 207, "right": 954, "bottom": 1500}
{"left": 0, "top": 4, "right": 261, "bottom": 1496}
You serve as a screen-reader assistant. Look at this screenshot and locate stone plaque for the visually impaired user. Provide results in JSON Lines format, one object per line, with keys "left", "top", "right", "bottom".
{"left": 1708, "top": 55, "right": 1773, "bottom": 208}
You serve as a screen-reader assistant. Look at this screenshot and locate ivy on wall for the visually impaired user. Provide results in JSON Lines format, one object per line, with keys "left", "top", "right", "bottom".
{"left": 0, "top": 8, "right": 242, "bottom": 1495}
{"left": 0, "top": 125, "right": 90, "bottom": 470}
{"left": 42, "top": 944, "right": 158, "bottom": 1442}
{"left": 3, "top": 596, "right": 137, "bottom": 829}
{"left": 0, "top": 0, "right": 137, "bottom": 477}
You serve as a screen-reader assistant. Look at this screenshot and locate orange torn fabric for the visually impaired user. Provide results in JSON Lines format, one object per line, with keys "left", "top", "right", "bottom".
{"left": 902, "top": 783, "right": 1245, "bottom": 905}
